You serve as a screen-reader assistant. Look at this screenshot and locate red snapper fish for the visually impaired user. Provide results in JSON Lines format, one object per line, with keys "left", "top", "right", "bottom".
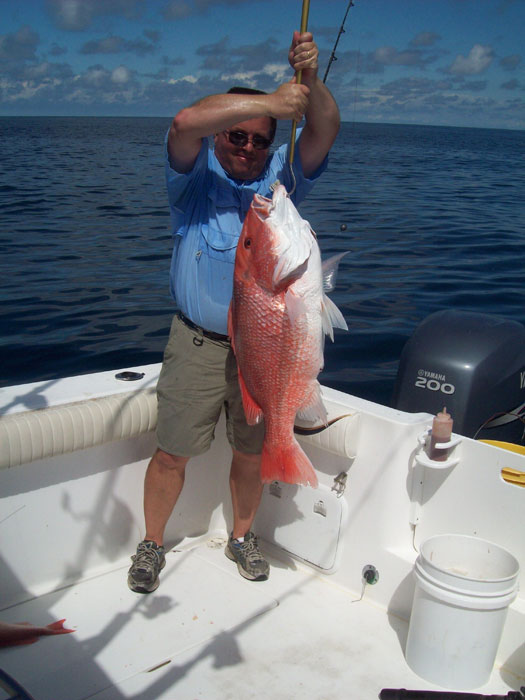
{"left": 0, "top": 619, "right": 75, "bottom": 647}
{"left": 228, "top": 184, "right": 347, "bottom": 487}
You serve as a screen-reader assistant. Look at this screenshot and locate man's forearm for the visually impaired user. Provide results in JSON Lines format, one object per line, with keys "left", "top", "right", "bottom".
{"left": 173, "top": 85, "right": 310, "bottom": 141}
{"left": 168, "top": 85, "right": 310, "bottom": 173}
{"left": 305, "top": 77, "right": 340, "bottom": 137}
{"left": 299, "top": 77, "right": 340, "bottom": 177}
{"left": 173, "top": 93, "right": 273, "bottom": 141}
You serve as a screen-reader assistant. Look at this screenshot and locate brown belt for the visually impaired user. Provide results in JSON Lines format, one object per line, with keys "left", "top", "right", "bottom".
{"left": 177, "top": 312, "right": 230, "bottom": 342}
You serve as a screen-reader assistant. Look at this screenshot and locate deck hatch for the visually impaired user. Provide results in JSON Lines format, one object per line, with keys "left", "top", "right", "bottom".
{"left": 255, "top": 481, "right": 348, "bottom": 572}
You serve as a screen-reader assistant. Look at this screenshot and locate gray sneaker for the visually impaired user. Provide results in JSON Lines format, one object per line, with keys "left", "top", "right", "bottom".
{"left": 128, "top": 540, "right": 166, "bottom": 593}
{"left": 225, "top": 532, "right": 269, "bottom": 581}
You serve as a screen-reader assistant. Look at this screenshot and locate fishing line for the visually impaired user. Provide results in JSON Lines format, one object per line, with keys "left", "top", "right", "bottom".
{"left": 472, "top": 405, "right": 525, "bottom": 440}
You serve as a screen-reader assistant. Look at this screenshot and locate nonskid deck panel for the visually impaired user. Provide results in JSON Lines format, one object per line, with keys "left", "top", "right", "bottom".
{"left": 0, "top": 538, "right": 520, "bottom": 700}
{"left": 0, "top": 539, "right": 277, "bottom": 700}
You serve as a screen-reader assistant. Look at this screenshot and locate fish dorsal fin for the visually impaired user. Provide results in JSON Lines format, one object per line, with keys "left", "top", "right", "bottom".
{"left": 321, "top": 294, "right": 348, "bottom": 341}
{"left": 322, "top": 252, "right": 348, "bottom": 293}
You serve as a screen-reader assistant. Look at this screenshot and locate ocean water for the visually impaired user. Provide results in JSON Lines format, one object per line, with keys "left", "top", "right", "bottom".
{"left": 1, "top": 117, "right": 524, "bottom": 406}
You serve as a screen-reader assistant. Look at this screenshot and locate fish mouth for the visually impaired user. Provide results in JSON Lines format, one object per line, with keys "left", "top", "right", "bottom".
{"left": 252, "top": 192, "right": 274, "bottom": 221}
{"left": 252, "top": 183, "right": 288, "bottom": 221}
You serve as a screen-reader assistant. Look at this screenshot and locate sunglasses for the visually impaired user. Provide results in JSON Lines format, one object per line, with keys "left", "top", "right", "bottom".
{"left": 225, "top": 129, "right": 273, "bottom": 151}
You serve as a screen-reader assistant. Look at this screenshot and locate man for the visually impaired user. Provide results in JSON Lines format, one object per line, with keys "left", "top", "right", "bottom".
{"left": 128, "top": 31, "right": 340, "bottom": 593}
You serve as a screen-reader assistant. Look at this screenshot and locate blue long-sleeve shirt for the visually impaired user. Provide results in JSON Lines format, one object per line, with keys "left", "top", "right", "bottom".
{"left": 164, "top": 129, "right": 327, "bottom": 334}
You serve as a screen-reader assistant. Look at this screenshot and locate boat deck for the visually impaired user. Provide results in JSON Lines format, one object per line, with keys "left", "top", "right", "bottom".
{"left": 0, "top": 535, "right": 519, "bottom": 700}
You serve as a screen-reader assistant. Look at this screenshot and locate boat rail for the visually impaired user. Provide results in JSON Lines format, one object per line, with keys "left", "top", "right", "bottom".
{"left": 0, "top": 386, "right": 360, "bottom": 470}
{"left": 0, "top": 389, "right": 157, "bottom": 470}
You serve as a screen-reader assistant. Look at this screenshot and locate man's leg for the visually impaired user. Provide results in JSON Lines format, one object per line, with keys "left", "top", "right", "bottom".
{"left": 229, "top": 449, "right": 263, "bottom": 539}
{"left": 128, "top": 316, "right": 229, "bottom": 593}
{"left": 144, "top": 448, "right": 189, "bottom": 546}
{"left": 128, "top": 448, "right": 189, "bottom": 593}
{"left": 226, "top": 448, "right": 269, "bottom": 581}
{"left": 223, "top": 345, "right": 268, "bottom": 580}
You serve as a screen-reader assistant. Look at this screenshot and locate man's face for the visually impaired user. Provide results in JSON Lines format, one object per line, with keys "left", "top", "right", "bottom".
{"left": 214, "top": 117, "right": 274, "bottom": 181}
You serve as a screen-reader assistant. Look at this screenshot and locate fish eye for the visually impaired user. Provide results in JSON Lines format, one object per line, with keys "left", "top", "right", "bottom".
{"left": 244, "top": 238, "right": 251, "bottom": 248}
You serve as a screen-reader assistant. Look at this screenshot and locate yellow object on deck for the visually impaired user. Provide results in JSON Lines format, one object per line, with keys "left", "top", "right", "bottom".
{"left": 480, "top": 440, "right": 525, "bottom": 487}
{"left": 480, "top": 439, "right": 525, "bottom": 455}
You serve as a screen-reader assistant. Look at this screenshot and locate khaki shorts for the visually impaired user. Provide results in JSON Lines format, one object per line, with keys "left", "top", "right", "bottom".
{"left": 156, "top": 314, "right": 265, "bottom": 457}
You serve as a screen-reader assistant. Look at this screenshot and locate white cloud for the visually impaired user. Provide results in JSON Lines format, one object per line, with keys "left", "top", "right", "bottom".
{"left": 112, "top": 66, "right": 130, "bottom": 83}
{"left": 167, "top": 75, "right": 198, "bottom": 84}
{"left": 47, "top": 0, "right": 145, "bottom": 31}
{"left": 85, "top": 66, "right": 108, "bottom": 85}
{"left": 216, "top": 62, "right": 288, "bottom": 88}
{"left": 220, "top": 71, "right": 258, "bottom": 87}
{"left": 262, "top": 63, "right": 288, "bottom": 82}
{"left": 448, "top": 44, "right": 493, "bottom": 76}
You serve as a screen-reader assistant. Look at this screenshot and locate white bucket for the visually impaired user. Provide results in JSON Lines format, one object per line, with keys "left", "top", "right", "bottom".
{"left": 405, "top": 534, "right": 520, "bottom": 689}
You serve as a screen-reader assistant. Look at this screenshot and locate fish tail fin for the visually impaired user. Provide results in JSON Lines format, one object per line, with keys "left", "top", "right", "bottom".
{"left": 261, "top": 439, "right": 318, "bottom": 488}
{"left": 46, "top": 619, "right": 75, "bottom": 635}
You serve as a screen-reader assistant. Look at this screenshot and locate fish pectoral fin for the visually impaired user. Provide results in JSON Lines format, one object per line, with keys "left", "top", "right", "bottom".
{"left": 321, "top": 294, "right": 348, "bottom": 341}
{"left": 296, "top": 382, "right": 328, "bottom": 425}
{"left": 285, "top": 288, "right": 308, "bottom": 324}
{"left": 237, "top": 368, "right": 264, "bottom": 425}
{"left": 227, "top": 304, "right": 236, "bottom": 353}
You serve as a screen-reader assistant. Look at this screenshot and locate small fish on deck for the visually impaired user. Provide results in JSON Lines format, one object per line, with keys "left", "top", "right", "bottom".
{"left": 0, "top": 619, "right": 75, "bottom": 647}
{"left": 228, "top": 183, "right": 347, "bottom": 488}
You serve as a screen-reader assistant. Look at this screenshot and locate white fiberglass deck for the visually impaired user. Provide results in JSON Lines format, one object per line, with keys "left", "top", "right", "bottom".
{"left": 1, "top": 365, "right": 524, "bottom": 699}
{"left": 0, "top": 535, "right": 519, "bottom": 700}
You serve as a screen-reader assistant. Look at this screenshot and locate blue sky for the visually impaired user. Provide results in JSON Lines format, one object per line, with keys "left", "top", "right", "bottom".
{"left": 1, "top": 0, "right": 523, "bottom": 129}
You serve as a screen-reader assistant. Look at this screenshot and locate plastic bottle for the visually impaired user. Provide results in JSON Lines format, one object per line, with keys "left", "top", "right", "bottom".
{"left": 429, "top": 407, "right": 453, "bottom": 461}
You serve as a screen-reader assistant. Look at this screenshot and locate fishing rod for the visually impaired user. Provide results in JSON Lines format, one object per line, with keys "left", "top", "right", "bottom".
{"left": 288, "top": 0, "right": 354, "bottom": 194}
{"left": 288, "top": 0, "right": 310, "bottom": 196}
{"left": 323, "top": 0, "right": 355, "bottom": 83}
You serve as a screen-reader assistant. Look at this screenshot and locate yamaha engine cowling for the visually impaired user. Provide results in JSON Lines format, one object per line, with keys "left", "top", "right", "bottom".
{"left": 392, "top": 310, "right": 525, "bottom": 444}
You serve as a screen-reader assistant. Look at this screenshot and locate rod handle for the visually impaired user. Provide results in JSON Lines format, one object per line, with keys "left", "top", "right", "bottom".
{"left": 289, "top": 0, "right": 311, "bottom": 166}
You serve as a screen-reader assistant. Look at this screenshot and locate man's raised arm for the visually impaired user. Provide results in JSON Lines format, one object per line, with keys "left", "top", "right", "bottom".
{"left": 168, "top": 84, "right": 310, "bottom": 173}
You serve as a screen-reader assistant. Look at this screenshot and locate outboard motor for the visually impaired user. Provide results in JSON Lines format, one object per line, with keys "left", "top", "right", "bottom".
{"left": 392, "top": 310, "right": 525, "bottom": 445}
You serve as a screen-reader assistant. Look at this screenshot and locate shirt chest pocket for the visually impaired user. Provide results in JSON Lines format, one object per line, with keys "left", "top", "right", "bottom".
{"left": 200, "top": 223, "right": 238, "bottom": 264}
